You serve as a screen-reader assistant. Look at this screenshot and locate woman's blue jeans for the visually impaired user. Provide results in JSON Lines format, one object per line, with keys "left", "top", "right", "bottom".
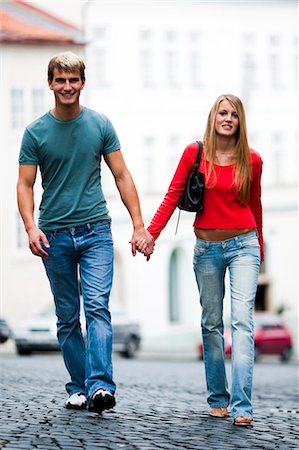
{"left": 193, "top": 230, "right": 260, "bottom": 419}
{"left": 42, "top": 220, "right": 116, "bottom": 399}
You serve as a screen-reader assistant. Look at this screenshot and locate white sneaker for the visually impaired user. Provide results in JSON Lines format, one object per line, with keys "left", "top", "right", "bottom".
{"left": 65, "top": 392, "right": 87, "bottom": 410}
{"left": 88, "top": 389, "right": 116, "bottom": 413}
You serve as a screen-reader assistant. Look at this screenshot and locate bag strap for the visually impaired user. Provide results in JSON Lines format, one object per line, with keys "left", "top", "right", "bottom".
{"left": 175, "top": 140, "right": 203, "bottom": 235}
{"left": 194, "top": 140, "right": 203, "bottom": 168}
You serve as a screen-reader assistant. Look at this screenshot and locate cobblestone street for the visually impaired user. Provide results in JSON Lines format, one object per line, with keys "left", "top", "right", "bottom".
{"left": 1, "top": 354, "right": 298, "bottom": 449}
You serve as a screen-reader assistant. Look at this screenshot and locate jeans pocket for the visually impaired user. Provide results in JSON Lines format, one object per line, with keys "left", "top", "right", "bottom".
{"left": 194, "top": 240, "right": 209, "bottom": 257}
{"left": 90, "top": 220, "right": 111, "bottom": 235}
{"left": 242, "top": 236, "right": 259, "bottom": 249}
{"left": 42, "top": 232, "right": 55, "bottom": 244}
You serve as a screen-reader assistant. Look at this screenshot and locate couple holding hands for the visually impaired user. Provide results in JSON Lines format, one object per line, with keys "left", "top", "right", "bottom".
{"left": 17, "top": 52, "right": 263, "bottom": 427}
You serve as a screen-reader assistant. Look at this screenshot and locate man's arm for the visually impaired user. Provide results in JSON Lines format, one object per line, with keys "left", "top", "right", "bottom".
{"left": 17, "top": 165, "right": 49, "bottom": 258}
{"left": 104, "top": 150, "right": 154, "bottom": 259}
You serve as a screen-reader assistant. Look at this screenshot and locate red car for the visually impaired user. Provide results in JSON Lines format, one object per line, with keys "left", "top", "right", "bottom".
{"left": 197, "top": 313, "right": 293, "bottom": 362}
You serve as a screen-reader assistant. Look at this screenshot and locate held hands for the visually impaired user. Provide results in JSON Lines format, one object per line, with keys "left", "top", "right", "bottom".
{"left": 27, "top": 226, "right": 50, "bottom": 258}
{"left": 130, "top": 228, "right": 155, "bottom": 261}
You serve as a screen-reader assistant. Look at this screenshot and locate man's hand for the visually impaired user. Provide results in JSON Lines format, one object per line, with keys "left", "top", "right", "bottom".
{"left": 27, "top": 226, "right": 50, "bottom": 258}
{"left": 130, "top": 229, "right": 155, "bottom": 261}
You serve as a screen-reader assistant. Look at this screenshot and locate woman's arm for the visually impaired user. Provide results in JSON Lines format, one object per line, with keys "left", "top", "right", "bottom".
{"left": 148, "top": 142, "right": 198, "bottom": 240}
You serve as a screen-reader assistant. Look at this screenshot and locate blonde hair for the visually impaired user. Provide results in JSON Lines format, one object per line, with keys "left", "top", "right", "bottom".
{"left": 203, "top": 94, "right": 251, "bottom": 204}
{"left": 48, "top": 51, "right": 85, "bottom": 82}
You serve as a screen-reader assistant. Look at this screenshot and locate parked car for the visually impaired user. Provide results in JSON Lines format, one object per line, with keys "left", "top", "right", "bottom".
{"left": 13, "top": 303, "right": 141, "bottom": 358}
{"left": 0, "top": 318, "right": 12, "bottom": 344}
{"left": 197, "top": 312, "right": 293, "bottom": 362}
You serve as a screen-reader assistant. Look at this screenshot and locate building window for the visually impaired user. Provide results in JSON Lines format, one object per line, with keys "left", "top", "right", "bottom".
{"left": 189, "top": 31, "right": 203, "bottom": 88}
{"left": 143, "top": 136, "right": 156, "bottom": 193}
{"left": 189, "top": 50, "right": 203, "bottom": 88}
{"left": 168, "top": 135, "right": 180, "bottom": 178}
{"left": 93, "top": 48, "right": 109, "bottom": 86}
{"left": 243, "top": 53, "right": 257, "bottom": 86}
{"left": 268, "top": 34, "right": 282, "bottom": 89}
{"left": 168, "top": 249, "right": 180, "bottom": 322}
{"left": 32, "top": 88, "right": 45, "bottom": 120}
{"left": 11, "top": 88, "right": 24, "bottom": 129}
{"left": 164, "top": 30, "right": 180, "bottom": 88}
{"left": 165, "top": 50, "right": 179, "bottom": 88}
{"left": 293, "top": 34, "right": 298, "bottom": 87}
{"left": 190, "top": 30, "right": 200, "bottom": 43}
{"left": 165, "top": 30, "right": 176, "bottom": 43}
{"left": 139, "top": 28, "right": 152, "bottom": 41}
{"left": 16, "top": 212, "right": 27, "bottom": 249}
{"left": 139, "top": 28, "right": 156, "bottom": 88}
{"left": 140, "top": 49, "right": 156, "bottom": 88}
{"left": 93, "top": 26, "right": 106, "bottom": 40}
{"left": 241, "top": 34, "right": 257, "bottom": 103}
{"left": 92, "top": 27, "right": 109, "bottom": 87}
{"left": 272, "top": 133, "right": 284, "bottom": 185}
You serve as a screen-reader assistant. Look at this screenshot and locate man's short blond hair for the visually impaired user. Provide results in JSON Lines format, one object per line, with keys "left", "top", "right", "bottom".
{"left": 48, "top": 51, "right": 85, "bottom": 82}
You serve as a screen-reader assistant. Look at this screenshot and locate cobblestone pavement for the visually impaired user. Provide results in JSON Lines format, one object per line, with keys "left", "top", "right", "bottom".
{"left": 1, "top": 354, "right": 298, "bottom": 450}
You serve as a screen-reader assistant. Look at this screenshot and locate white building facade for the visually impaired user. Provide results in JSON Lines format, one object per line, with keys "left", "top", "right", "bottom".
{"left": 83, "top": 0, "right": 298, "bottom": 352}
{"left": 1, "top": 0, "right": 298, "bottom": 354}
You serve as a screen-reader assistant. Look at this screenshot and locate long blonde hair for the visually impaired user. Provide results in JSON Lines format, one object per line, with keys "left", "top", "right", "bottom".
{"left": 203, "top": 94, "right": 251, "bottom": 204}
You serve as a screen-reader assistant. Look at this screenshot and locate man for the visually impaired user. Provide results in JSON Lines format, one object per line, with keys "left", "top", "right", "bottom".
{"left": 17, "top": 51, "right": 154, "bottom": 413}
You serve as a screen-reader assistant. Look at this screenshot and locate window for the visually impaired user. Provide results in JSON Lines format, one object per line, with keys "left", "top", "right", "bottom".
{"left": 168, "top": 249, "right": 180, "bottom": 322}
{"left": 139, "top": 29, "right": 157, "bottom": 88}
{"left": 165, "top": 50, "right": 179, "bottom": 88}
{"left": 139, "top": 29, "right": 152, "bottom": 42}
{"left": 92, "top": 27, "right": 109, "bottom": 86}
{"left": 241, "top": 34, "right": 257, "bottom": 100}
{"left": 11, "top": 88, "right": 24, "bottom": 129}
{"left": 268, "top": 34, "right": 282, "bottom": 89}
{"left": 140, "top": 49, "right": 156, "bottom": 88}
{"left": 168, "top": 135, "right": 180, "bottom": 178}
{"left": 93, "top": 26, "right": 106, "bottom": 40}
{"left": 32, "top": 88, "right": 45, "bottom": 120}
{"left": 93, "top": 48, "right": 109, "bottom": 86}
{"left": 143, "top": 136, "right": 156, "bottom": 193}
{"left": 293, "top": 34, "right": 298, "bottom": 87}
{"left": 189, "top": 31, "right": 203, "bottom": 88}
{"left": 164, "top": 30, "right": 180, "bottom": 88}
{"left": 272, "top": 133, "right": 284, "bottom": 185}
{"left": 189, "top": 50, "right": 203, "bottom": 88}
{"left": 16, "top": 212, "right": 27, "bottom": 249}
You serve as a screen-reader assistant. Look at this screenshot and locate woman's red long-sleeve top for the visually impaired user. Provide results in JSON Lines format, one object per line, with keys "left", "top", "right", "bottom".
{"left": 147, "top": 142, "right": 264, "bottom": 261}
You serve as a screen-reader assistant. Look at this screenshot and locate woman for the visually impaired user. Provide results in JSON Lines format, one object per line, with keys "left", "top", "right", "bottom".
{"left": 138, "top": 94, "right": 263, "bottom": 426}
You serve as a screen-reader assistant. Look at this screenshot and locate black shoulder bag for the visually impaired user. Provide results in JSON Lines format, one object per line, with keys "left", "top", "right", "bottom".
{"left": 175, "top": 141, "right": 204, "bottom": 234}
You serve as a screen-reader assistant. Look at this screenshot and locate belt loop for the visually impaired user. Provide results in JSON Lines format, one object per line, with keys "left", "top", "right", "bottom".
{"left": 87, "top": 223, "right": 91, "bottom": 231}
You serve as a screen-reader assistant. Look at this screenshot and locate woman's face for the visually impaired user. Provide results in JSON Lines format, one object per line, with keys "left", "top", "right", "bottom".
{"left": 215, "top": 99, "right": 239, "bottom": 137}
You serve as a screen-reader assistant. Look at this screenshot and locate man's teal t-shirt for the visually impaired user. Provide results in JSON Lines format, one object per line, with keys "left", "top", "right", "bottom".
{"left": 19, "top": 107, "right": 120, "bottom": 231}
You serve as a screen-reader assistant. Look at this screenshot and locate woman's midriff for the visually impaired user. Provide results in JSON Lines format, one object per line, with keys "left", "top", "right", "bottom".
{"left": 194, "top": 228, "right": 254, "bottom": 241}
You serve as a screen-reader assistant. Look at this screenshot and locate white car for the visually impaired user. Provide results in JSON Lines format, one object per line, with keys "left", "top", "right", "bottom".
{"left": 13, "top": 303, "right": 141, "bottom": 358}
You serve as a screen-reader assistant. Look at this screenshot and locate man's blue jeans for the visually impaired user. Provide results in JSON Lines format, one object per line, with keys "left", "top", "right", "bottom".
{"left": 193, "top": 230, "right": 260, "bottom": 419}
{"left": 42, "top": 220, "right": 116, "bottom": 399}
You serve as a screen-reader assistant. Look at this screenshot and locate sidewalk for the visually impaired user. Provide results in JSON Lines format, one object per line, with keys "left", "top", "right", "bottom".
{"left": 1, "top": 354, "right": 298, "bottom": 449}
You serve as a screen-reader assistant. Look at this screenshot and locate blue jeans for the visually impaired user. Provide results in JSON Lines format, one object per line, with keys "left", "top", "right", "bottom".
{"left": 41, "top": 220, "right": 116, "bottom": 399}
{"left": 193, "top": 230, "right": 260, "bottom": 419}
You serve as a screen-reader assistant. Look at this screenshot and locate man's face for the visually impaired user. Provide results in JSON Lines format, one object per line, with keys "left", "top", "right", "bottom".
{"left": 48, "top": 68, "right": 85, "bottom": 107}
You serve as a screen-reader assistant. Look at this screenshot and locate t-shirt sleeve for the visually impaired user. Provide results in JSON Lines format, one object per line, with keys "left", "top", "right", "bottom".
{"left": 103, "top": 117, "right": 121, "bottom": 154}
{"left": 18, "top": 129, "right": 39, "bottom": 165}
